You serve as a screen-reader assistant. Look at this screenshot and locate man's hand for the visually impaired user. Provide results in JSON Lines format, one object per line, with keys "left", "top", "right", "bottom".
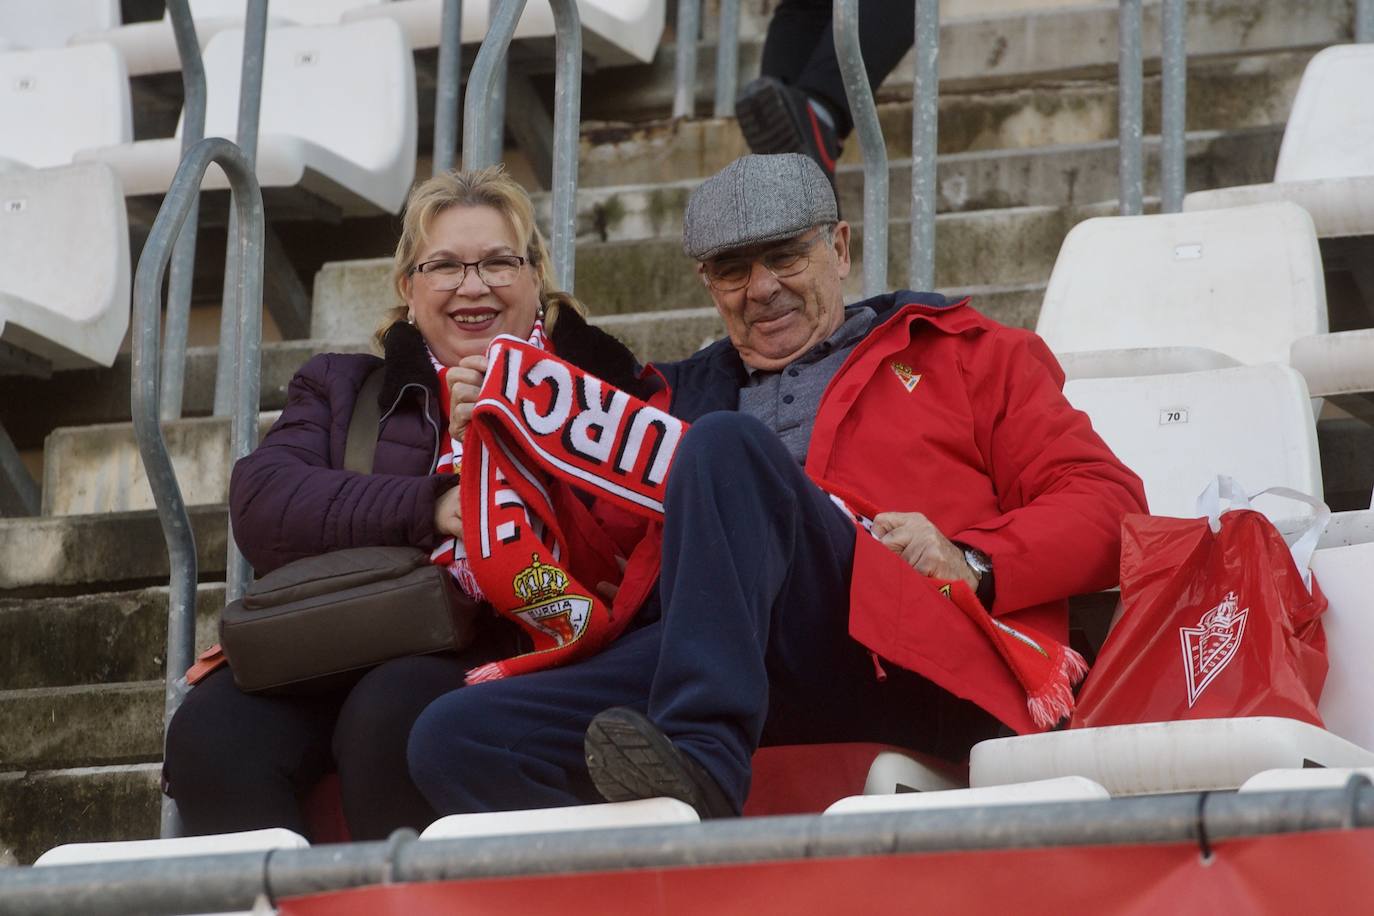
{"left": 445, "top": 354, "right": 488, "bottom": 443}
{"left": 871, "top": 511, "right": 979, "bottom": 590}
{"left": 434, "top": 485, "right": 463, "bottom": 538}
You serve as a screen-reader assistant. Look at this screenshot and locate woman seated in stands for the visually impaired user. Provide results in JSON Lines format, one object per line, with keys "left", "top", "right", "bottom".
{"left": 163, "top": 166, "right": 647, "bottom": 839}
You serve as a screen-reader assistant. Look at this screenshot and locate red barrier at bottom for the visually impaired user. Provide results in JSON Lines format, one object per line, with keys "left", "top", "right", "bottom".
{"left": 278, "top": 828, "right": 1374, "bottom": 916}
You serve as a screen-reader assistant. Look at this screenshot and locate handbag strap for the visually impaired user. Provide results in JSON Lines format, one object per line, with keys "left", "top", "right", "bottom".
{"left": 1196, "top": 475, "right": 1330, "bottom": 588}
{"left": 343, "top": 365, "right": 386, "bottom": 474}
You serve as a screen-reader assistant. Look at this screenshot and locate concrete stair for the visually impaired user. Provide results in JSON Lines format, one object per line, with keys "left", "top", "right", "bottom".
{"left": 3, "top": 0, "right": 1369, "bottom": 867}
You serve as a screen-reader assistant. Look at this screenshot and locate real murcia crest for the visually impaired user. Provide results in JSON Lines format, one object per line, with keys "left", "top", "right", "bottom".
{"left": 1179, "top": 590, "right": 1249, "bottom": 707}
{"left": 511, "top": 553, "right": 592, "bottom": 646}
{"left": 890, "top": 361, "right": 922, "bottom": 393}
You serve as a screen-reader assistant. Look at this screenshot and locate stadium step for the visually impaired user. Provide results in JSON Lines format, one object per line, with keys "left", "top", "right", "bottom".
{"left": 584, "top": 0, "right": 1345, "bottom": 124}
{"left": 0, "top": 682, "right": 164, "bottom": 772}
{"left": 579, "top": 48, "right": 1312, "bottom": 187}
{"left": 0, "top": 764, "right": 161, "bottom": 866}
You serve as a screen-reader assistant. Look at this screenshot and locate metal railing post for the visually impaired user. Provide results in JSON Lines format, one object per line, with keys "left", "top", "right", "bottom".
{"left": 1357, "top": 0, "right": 1373, "bottom": 43}
{"left": 1117, "top": 0, "right": 1144, "bottom": 215}
{"left": 159, "top": 0, "right": 205, "bottom": 421}
{"left": 1160, "top": 0, "right": 1186, "bottom": 212}
{"left": 485, "top": 0, "right": 509, "bottom": 166}
{"left": 212, "top": 0, "right": 267, "bottom": 417}
{"left": 433, "top": 0, "right": 463, "bottom": 174}
{"left": 131, "top": 137, "right": 264, "bottom": 838}
{"left": 834, "top": 0, "right": 887, "bottom": 297}
{"left": 713, "top": 0, "right": 740, "bottom": 118}
{"left": 909, "top": 0, "right": 938, "bottom": 291}
{"left": 464, "top": 0, "right": 581, "bottom": 291}
{"left": 673, "top": 0, "right": 700, "bottom": 119}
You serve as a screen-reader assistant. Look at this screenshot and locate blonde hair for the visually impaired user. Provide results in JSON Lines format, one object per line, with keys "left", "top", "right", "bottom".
{"left": 376, "top": 165, "right": 584, "bottom": 349}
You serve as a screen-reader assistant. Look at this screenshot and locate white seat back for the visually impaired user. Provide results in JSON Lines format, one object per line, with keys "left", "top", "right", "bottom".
{"left": 1037, "top": 203, "right": 1327, "bottom": 369}
{"left": 1308, "top": 514, "right": 1374, "bottom": 748}
{"left": 0, "top": 163, "right": 130, "bottom": 369}
{"left": 1063, "top": 364, "right": 1322, "bottom": 522}
{"left": 1274, "top": 45, "right": 1374, "bottom": 183}
{"left": 195, "top": 20, "right": 414, "bottom": 207}
{"left": 0, "top": 43, "right": 132, "bottom": 167}
{"left": 420, "top": 798, "right": 698, "bottom": 839}
{"left": 34, "top": 827, "right": 309, "bottom": 865}
{"left": 183, "top": 0, "right": 386, "bottom": 25}
{"left": 0, "top": 0, "right": 119, "bottom": 49}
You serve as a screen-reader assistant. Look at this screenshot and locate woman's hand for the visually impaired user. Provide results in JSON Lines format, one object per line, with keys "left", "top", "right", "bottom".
{"left": 871, "top": 511, "right": 978, "bottom": 590}
{"left": 446, "top": 354, "right": 488, "bottom": 443}
{"left": 434, "top": 485, "right": 463, "bottom": 538}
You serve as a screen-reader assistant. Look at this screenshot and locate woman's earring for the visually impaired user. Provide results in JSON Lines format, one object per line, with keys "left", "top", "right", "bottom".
{"left": 406, "top": 312, "right": 416, "bottom": 325}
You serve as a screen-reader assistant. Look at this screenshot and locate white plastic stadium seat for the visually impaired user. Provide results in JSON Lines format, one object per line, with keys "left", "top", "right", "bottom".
{"left": 420, "top": 798, "right": 699, "bottom": 839}
{"left": 862, "top": 750, "right": 966, "bottom": 795}
{"left": 34, "top": 826, "right": 309, "bottom": 865}
{"left": 77, "top": 19, "right": 417, "bottom": 215}
{"left": 1062, "top": 364, "right": 1322, "bottom": 522}
{"left": 0, "top": 0, "right": 119, "bottom": 50}
{"left": 68, "top": 0, "right": 386, "bottom": 77}
{"left": 1184, "top": 45, "right": 1374, "bottom": 240}
{"left": 969, "top": 509, "right": 1374, "bottom": 798}
{"left": 1036, "top": 202, "right": 1327, "bottom": 378}
{"left": 824, "top": 776, "right": 1108, "bottom": 815}
{"left": 0, "top": 163, "right": 131, "bottom": 371}
{"left": 34, "top": 827, "right": 307, "bottom": 916}
{"left": 344, "top": 0, "right": 666, "bottom": 67}
{"left": 0, "top": 43, "right": 132, "bottom": 170}
{"left": 1241, "top": 767, "right": 1374, "bottom": 793}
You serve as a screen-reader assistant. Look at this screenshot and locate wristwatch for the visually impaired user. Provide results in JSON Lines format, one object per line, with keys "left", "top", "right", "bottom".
{"left": 961, "top": 545, "right": 995, "bottom": 606}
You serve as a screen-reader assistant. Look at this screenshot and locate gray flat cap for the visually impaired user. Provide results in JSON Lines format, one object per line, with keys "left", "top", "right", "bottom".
{"left": 682, "top": 153, "right": 837, "bottom": 260}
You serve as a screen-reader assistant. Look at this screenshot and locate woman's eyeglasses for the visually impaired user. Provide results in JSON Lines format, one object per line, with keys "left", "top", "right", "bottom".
{"left": 410, "top": 254, "right": 527, "bottom": 290}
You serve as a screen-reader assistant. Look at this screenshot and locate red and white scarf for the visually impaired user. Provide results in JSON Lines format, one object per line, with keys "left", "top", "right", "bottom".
{"left": 446, "top": 335, "right": 1085, "bottom": 727}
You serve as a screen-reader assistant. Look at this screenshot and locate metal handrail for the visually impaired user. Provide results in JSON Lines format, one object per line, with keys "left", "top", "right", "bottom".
{"left": 131, "top": 137, "right": 265, "bottom": 838}
{"left": 463, "top": 0, "right": 581, "bottom": 292}
{"left": 432, "top": 0, "right": 463, "bottom": 174}
{"left": 672, "top": 0, "right": 699, "bottom": 118}
{"left": 212, "top": 0, "right": 268, "bottom": 417}
{"left": 1160, "top": 0, "right": 1186, "bottom": 212}
{"left": 159, "top": 0, "right": 206, "bottom": 421}
{"left": 713, "top": 0, "right": 740, "bottom": 118}
{"left": 1118, "top": 0, "right": 1143, "bottom": 215}
{"left": 909, "top": 0, "right": 937, "bottom": 291}
{"left": 6, "top": 782, "right": 1374, "bottom": 914}
{"left": 834, "top": 0, "right": 886, "bottom": 298}
{"left": 1359, "top": 0, "right": 1373, "bottom": 43}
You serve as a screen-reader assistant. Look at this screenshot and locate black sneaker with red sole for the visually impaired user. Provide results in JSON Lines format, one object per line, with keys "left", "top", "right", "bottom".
{"left": 735, "top": 75, "right": 842, "bottom": 186}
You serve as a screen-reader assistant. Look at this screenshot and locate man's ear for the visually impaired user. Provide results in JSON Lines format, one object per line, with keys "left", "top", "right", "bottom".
{"left": 832, "top": 221, "right": 852, "bottom": 280}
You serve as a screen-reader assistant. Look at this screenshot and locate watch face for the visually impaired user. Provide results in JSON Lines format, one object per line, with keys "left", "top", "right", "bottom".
{"left": 964, "top": 548, "right": 992, "bottom": 575}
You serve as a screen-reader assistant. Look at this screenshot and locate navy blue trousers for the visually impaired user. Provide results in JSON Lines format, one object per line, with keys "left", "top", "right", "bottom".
{"left": 408, "top": 413, "right": 998, "bottom": 815}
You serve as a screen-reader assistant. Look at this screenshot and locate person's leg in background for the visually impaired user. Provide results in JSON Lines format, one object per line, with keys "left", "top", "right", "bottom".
{"left": 163, "top": 667, "right": 337, "bottom": 837}
{"left": 738, "top": 0, "right": 916, "bottom": 182}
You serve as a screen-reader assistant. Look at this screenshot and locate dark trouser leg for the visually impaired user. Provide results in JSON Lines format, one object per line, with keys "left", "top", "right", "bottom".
{"left": 759, "top": 0, "right": 834, "bottom": 87}
{"left": 163, "top": 668, "right": 335, "bottom": 837}
{"left": 652, "top": 413, "right": 1002, "bottom": 803}
{"left": 332, "top": 654, "right": 468, "bottom": 840}
{"left": 408, "top": 624, "right": 661, "bottom": 815}
{"left": 789, "top": 0, "right": 918, "bottom": 138}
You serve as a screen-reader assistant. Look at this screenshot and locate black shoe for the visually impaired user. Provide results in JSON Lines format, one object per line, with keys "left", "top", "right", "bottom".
{"left": 735, "top": 76, "right": 841, "bottom": 185}
{"left": 584, "top": 707, "right": 737, "bottom": 819}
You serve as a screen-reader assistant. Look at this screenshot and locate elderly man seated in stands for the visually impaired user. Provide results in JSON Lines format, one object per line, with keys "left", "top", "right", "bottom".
{"left": 408, "top": 153, "right": 1147, "bottom": 818}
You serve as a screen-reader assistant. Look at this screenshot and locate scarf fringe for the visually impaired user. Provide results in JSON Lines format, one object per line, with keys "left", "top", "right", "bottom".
{"left": 465, "top": 662, "right": 506, "bottom": 684}
{"left": 1025, "top": 647, "right": 1090, "bottom": 729}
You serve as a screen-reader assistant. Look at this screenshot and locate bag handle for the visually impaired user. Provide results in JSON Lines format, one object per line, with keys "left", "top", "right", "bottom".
{"left": 343, "top": 366, "right": 386, "bottom": 475}
{"left": 1196, "top": 475, "right": 1330, "bottom": 588}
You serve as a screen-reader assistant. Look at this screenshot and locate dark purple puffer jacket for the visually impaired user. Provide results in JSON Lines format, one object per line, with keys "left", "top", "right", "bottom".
{"left": 229, "top": 313, "right": 652, "bottom": 575}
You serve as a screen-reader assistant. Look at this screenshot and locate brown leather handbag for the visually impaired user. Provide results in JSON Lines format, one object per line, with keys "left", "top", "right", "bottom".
{"left": 219, "top": 367, "right": 479, "bottom": 693}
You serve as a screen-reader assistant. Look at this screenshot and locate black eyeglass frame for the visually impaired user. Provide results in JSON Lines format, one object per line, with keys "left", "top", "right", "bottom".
{"left": 700, "top": 229, "right": 828, "bottom": 292}
{"left": 408, "top": 254, "right": 528, "bottom": 289}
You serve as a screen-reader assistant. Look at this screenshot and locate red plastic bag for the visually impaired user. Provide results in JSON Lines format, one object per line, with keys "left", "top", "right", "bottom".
{"left": 1073, "top": 478, "right": 1329, "bottom": 728}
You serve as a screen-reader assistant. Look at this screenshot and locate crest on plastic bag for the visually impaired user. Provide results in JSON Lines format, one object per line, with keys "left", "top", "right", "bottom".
{"left": 1179, "top": 591, "right": 1249, "bottom": 707}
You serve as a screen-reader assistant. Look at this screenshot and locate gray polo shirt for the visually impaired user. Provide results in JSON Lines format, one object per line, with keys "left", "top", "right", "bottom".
{"left": 739, "top": 305, "right": 878, "bottom": 463}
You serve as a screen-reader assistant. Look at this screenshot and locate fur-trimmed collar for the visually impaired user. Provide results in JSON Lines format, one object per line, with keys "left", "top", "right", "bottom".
{"left": 377, "top": 309, "right": 657, "bottom": 410}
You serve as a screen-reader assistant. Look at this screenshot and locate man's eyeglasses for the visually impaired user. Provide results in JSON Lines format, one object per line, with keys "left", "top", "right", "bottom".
{"left": 702, "top": 230, "right": 824, "bottom": 292}
{"left": 409, "top": 254, "right": 527, "bottom": 290}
